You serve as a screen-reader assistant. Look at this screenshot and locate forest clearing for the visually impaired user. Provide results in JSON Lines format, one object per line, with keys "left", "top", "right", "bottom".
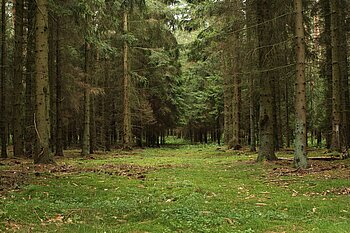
{"left": 0, "top": 144, "right": 349, "bottom": 232}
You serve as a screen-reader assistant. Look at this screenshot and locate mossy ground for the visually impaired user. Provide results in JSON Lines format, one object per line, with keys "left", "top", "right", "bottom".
{"left": 0, "top": 145, "right": 349, "bottom": 232}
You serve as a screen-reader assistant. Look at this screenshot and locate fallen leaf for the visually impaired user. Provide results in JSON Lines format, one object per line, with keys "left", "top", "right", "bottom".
{"left": 47, "top": 214, "right": 64, "bottom": 223}
{"left": 245, "top": 194, "right": 256, "bottom": 200}
{"left": 224, "top": 218, "right": 236, "bottom": 225}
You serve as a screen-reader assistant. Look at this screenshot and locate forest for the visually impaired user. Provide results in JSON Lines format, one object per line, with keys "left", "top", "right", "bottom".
{"left": 0, "top": 0, "right": 349, "bottom": 165}
{"left": 0, "top": 0, "right": 349, "bottom": 232}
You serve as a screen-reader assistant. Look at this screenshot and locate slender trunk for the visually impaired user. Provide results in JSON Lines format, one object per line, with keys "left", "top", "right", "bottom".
{"left": 0, "top": 0, "right": 7, "bottom": 158}
{"left": 103, "top": 60, "right": 111, "bottom": 151}
{"left": 48, "top": 12, "right": 56, "bottom": 153}
{"left": 277, "top": 93, "right": 283, "bottom": 148}
{"left": 81, "top": 41, "right": 91, "bottom": 156}
{"left": 55, "top": 18, "right": 63, "bottom": 156}
{"left": 338, "top": 0, "right": 350, "bottom": 147}
{"left": 230, "top": 33, "right": 241, "bottom": 150}
{"left": 330, "top": 0, "right": 342, "bottom": 151}
{"left": 24, "top": 0, "right": 36, "bottom": 156}
{"left": 285, "top": 80, "right": 291, "bottom": 147}
{"left": 272, "top": 76, "right": 280, "bottom": 150}
{"left": 249, "top": 74, "right": 256, "bottom": 152}
{"left": 223, "top": 55, "right": 232, "bottom": 145}
{"left": 90, "top": 93, "right": 96, "bottom": 154}
{"left": 34, "top": 0, "right": 52, "bottom": 164}
{"left": 246, "top": 0, "right": 257, "bottom": 152}
{"left": 13, "top": 0, "right": 24, "bottom": 157}
{"left": 216, "top": 116, "right": 221, "bottom": 145}
{"left": 122, "top": 11, "right": 132, "bottom": 149}
{"left": 323, "top": 0, "right": 332, "bottom": 149}
{"left": 294, "top": 0, "right": 308, "bottom": 168}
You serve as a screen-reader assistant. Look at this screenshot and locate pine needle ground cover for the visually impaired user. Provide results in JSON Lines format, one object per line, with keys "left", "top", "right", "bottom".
{"left": 0, "top": 146, "right": 349, "bottom": 232}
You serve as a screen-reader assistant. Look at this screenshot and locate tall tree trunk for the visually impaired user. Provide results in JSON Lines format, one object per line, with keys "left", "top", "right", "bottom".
{"left": 81, "top": 41, "right": 91, "bottom": 156}
{"left": 90, "top": 50, "right": 96, "bottom": 154}
{"left": 90, "top": 93, "right": 96, "bottom": 154}
{"left": 249, "top": 74, "right": 256, "bottom": 151}
{"left": 330, "top": 0, "right": 342, "bottom": 151}
{"left": 294, "top": 0, "right": 308, "bottom": 168}
{"left": 13, "top": 0, "right": 25, "bottom": 157}
{"left": 103, "top": 59, "right": 111, "bottom": 151}
{"left": 0, "top": 0, "right": 7, "bottom": 158}
{"left": 230, "top": 33, "right": 241, "bottom": 150}
{"left": 256, "top": 0, "right": 277, "bottom": 162}
{"left": 285, "top": 80, "right": 291, "bottom": 148}
{"left": 48, "top": 12, "right": 56, "bottom": 153}
{"left": 24, "top": 0, "right": 36, "bottom": 156}
{"left": 322, "top": 0, "right": 333, "bottom": 149}
{"left": 223, "top": 54, "right": 232, "bottom": 145}
{"left": 122, "top": 11, "right": 132, "bottom": 149}
{"left": 34, "top": 0, "right": 52, "bottom": 164}
{"left": 55, "top": 18, "right": 63, "bottom": 156}
{"left": 338, "top": 0, "right": 350, "bottom": 148}
{"left": 246, "top": 0, "right": 257, "bottom": 152}
{"left": 272, "top": 76, "right": 280, "bottom": 150}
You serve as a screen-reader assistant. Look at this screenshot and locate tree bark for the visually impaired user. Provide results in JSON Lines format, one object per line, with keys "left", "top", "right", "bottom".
{"left": 223, "top": 54, "right": 232, "bottom": 145}
{"left": 48, "top": 11, "right": 56, "bottom": 153}
{"left": 294, "top": 0, "right": 308, "bottom": 168}
{"left": 90, "top": 92, "right": 96, "bottom": 154}
{"left": 55, "top": 17, "right": 63, "bottom": 156}
{"left": 229, "top": 32, "right": 241, "bottom": 150}
{"left": 330, "top": 0, "right": 342, "bottom": 151}
{"left": 338, "top": 0, "right": 350, "bottom": 148}
{"left": 13, "top": 0, "right": 25, "bottom": 157}
{"left": 0, "top": 0, "right": 7, "bottom": 158}
{"left": 322, "top": 0, "right": 333, "bottom": 149}
{"left": 246, "top": 0, "right": 257, "bottom": 152}
{"left": 122, "top": 11, "right": 132, "bottom": 149}
{"left": 81, "top": 41, "right": 91, "bottom": 156}
{"left": 24, "top": 0, "right": 36, "bottom": 156}
{"left": 34, "top": 0, "right": 53, "bottom": 164}
{"left": 256, "top": 0, "right": 277, "bottom": 162}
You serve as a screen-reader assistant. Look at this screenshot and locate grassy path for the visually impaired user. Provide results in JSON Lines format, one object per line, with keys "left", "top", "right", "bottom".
{"left": 0, "top": 145, "right": 349, "bottom": 232}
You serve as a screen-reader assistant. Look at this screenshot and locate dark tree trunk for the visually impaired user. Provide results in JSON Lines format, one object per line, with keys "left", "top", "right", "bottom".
{"left": 48, "top": 12, "right": 56, "bottom": 154}
{"left": 330, "top": 0, "right": 342, "bottom": 151}
{"left": 13, "top": 0, "right": 25, "bottom": 157}
{"left": 81, "top": 39, "right": 91, "bottom": 156}
{"left": 0, "top": 0, "right": 7, "bottom": 158}
{"left": 55, "top": 18, "right": 64, "bottom": 156}
{"left": 246, "top": 0, "right": 257, "bottom": 152}
{"left": 24, "top": 0, "right": 36, "bottom": 156}
{"left": 338, "top": 0, "right": 350, "bottom": 147}
{"left": 34, "top": 0, "right": 53, "bottom": 164}
{"left": 322, "top": 0, "right": 333, "bottom": 149}
{"left": 256, "top": 0, "right": 277, "bottom": 161}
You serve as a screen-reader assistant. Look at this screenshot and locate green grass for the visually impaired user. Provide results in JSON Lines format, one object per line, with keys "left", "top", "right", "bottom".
{"left": 0, "top": 145, "right": 349, "bottom": 232}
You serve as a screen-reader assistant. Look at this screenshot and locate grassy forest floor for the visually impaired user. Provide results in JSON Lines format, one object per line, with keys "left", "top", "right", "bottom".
{"left": 0, "top": 145, "right": 349, "bottom": 233}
